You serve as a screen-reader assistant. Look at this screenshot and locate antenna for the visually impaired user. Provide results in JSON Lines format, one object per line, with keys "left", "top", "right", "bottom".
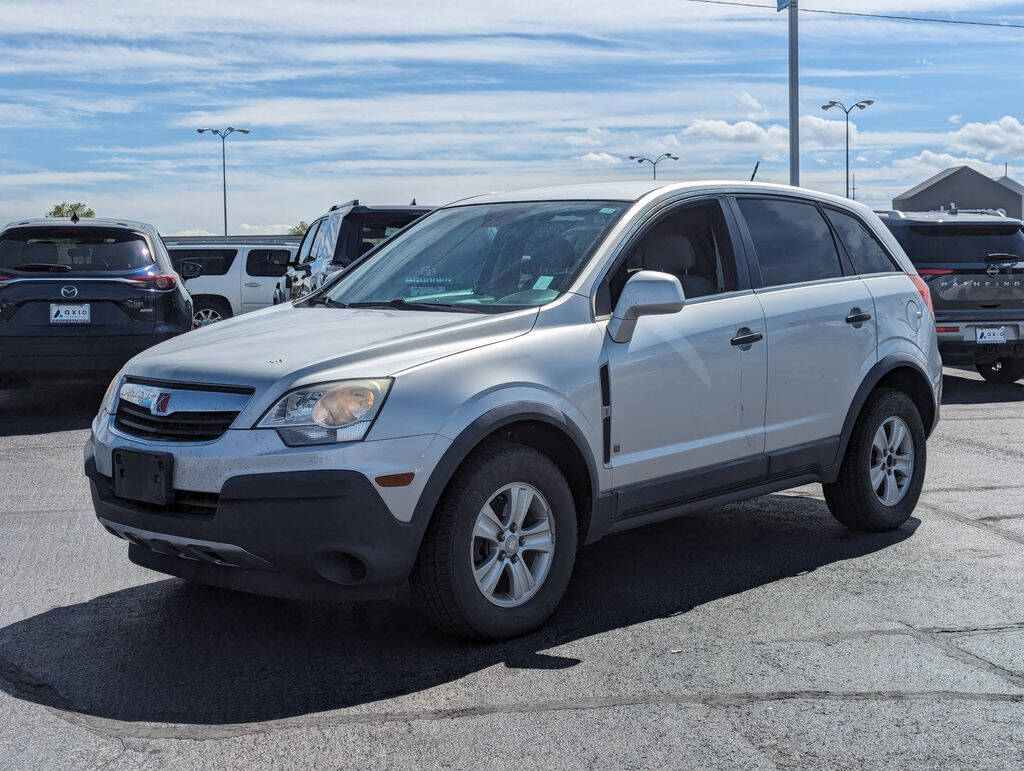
{"left": 410, "top": 197, "right": 417, "bottom": 205}
{"left": 750, "top": 161, "right": 760, "bottom": 181}
{"left": 70, "top": 212, "right": 80, "bottom": 224}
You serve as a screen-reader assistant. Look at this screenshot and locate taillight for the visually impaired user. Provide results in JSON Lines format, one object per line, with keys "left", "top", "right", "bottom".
{"left": 917, "top": 268, "right": 954, "bottom": 275}
{"left": 909, "top": 273, "right": 935, "bottom": 318}
{"left": 128, "top": 273, "right": 177, "bottom": 290}
{"left": 935, "top": 326, "right": 959, "bottom": 333}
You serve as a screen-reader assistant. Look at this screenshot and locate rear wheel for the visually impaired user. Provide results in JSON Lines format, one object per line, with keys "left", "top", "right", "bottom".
{"left": 977, "top": 358, "right": 1024, "bottom": 384}
{"left": 823, "top": 388, "right": 926, "bottom": 531}
{"left": 192, "top": 297, "right": 232, "bottom": 327}
{"left": 411, "top": 441, "right": 577, "bottom": 640}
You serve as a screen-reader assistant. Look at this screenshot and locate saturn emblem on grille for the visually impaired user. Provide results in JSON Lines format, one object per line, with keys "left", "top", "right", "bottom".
{"left": 61, "top": 285, "right": 78, "bottom": 298}
{"left": 152, "top": 392, "right": 172, "bottom": 415}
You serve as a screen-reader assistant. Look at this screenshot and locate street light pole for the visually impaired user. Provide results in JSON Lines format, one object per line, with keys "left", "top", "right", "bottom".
{"left": 821, "top": 99, "right": 873, "bottom": 198}
{"left": 196, "top": 126, "right": 251, "bottom": 238}
{"left": 628, "top": 153, "right": 679, "bottom": 180}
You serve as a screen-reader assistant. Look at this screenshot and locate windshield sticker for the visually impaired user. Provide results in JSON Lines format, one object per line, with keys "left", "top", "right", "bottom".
{"left": 533, "top": 275, "right": 554, "bottom": 290}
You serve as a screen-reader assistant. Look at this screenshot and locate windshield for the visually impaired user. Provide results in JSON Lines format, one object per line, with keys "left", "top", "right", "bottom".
{"left": 0, "top": 227, "right": 156, "bottom": 273}
{"left": 324, "top": 200, "right": 629, "bottom": 311}
{"left": 892, "top": 224, "right": 1024, "bottom": 264}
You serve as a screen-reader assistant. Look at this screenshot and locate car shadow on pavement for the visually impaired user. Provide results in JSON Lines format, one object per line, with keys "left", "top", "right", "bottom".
{"left": 941, "top": 372, "right": 1024, "bottom": 405}
{"left": 0, "top": 494, "right": 918, "bottom": 726}
{"left": 0, "top": 378, "right": 108, "bottom": 436}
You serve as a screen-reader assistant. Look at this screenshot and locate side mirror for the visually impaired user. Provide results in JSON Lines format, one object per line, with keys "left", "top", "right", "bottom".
{"left": 607, "top": 270, "right": 685, "bottom": 343}
{"left": 178, "top": 261, "right": 202, "bottom": 279}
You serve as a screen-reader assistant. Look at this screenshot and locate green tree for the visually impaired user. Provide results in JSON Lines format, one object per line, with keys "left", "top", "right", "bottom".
{"left": 288, "top": 221, "right": 309, "bottom": 236}
{"left": 46, "top": 202, "right": 95, "bottom": 218}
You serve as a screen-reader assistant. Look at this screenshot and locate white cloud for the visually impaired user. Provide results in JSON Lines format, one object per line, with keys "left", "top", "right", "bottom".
{"left": 575, "top": 152, "right": 619, "bottom": 165}
{"left": 947, "top": 115, "right": 1024, "bottom": 159}
{"left": 239, "top": 223, "right": 294, "bottom": 234}
{"left": 891, "top": 150, "right": 1004, "bottom": 179}
{"left": 682, "top": 119, "right": 787, "bottom": 147}
{"left": 948, "top": 114, "right": 962, "bottom": 125}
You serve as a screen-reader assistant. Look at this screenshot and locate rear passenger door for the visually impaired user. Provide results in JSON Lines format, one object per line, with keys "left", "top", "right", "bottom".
{"left": 240, "top": 248, "right": 290, "bottom": 312}
{"left": 732, "top": 196, "right": 876, "bottom": 470}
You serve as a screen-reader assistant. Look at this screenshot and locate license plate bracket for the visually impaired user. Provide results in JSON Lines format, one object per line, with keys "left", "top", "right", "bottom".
{"left": 976, "top": 327, "right": 1007, "bottom": 344}
{"left": 112, "top": 449, "right": 174, "bottom": 505}
{"left": 49, "top": 303, "right": 91, "bottom": 324}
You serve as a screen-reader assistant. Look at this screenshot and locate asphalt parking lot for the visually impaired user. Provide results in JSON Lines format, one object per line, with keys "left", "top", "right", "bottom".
{"left": 1, "top": 369, "right": 1022, "bottom": 768}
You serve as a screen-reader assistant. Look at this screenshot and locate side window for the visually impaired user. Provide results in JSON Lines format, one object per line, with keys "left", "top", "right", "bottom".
{"left": 824, "top": 208, "right": 899, "bottom": 274}
{"left": 245, "top": 248, "right": 290, "bottom": 277}
{"left": 296, "top": 219, "right": 323, "bottom": 265}
{"left": 600, "top": 199, "right": 739, "bottom": 314}
{"left": 312, "top": 213, "right": 341, "bottom": 263}
{"left": 737, "top": 198, "right": 843, "bottom": 287}
{"left": 168, "top": 248, "right": 237, "bottom": 276}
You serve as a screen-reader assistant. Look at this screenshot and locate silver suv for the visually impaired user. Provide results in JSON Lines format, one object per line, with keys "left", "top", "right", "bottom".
{"left": 86, "top": 182, "right": 942, "bottom": 640}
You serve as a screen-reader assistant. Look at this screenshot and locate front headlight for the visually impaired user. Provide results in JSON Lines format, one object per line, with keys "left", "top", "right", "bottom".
{"left": 257, "top": 378, "right": 392, "bottom": 446}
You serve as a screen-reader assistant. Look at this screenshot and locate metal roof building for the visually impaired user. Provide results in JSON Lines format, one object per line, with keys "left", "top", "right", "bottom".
{"left": 892, "top": 165, "right": 1024, "bottom": 218}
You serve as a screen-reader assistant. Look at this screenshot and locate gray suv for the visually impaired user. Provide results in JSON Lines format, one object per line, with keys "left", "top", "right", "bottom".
{"left": 878, "top": 209, "right": 1024, "bottom": 382}
{"left": 86, "top": 182, "right": 942, "bottom": 640}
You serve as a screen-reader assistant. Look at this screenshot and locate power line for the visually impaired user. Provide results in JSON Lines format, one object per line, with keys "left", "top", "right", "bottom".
{"left": 682, "top": 0, "right": 1024, "bottom": 31}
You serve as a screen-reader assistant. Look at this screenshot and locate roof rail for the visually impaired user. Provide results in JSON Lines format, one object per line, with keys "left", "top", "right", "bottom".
{"left": 329, "top": 198, "right": 359, "bottom": 211}
{"left": 872, "top": 209, "right": 905, "bottom": 219}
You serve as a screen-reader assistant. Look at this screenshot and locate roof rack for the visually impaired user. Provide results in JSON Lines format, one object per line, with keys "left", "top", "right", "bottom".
{"left": 329, "top": 198, "right": 359, "bottom": 211}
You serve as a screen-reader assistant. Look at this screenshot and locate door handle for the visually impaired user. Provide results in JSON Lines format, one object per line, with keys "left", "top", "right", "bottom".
{"left": 731, "top": 328, "right": 764, "bottom": 347}
{"left": 243, "top": 282, "right": 260, "bottom": 288}
{"left": 845, "top": 308, "right": 872, "bottom": 325}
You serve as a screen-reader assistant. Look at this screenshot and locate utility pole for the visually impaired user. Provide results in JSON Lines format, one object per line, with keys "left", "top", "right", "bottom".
{"left": 852, "top": 173, "right": 856, "bottom": 200}
{"left": 781, "top": 0, "right": 799, "bottom": 186}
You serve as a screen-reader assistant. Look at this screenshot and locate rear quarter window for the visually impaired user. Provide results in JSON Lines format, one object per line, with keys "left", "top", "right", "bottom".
{"left": 824, "top": 208, "right": 899, "bottom": 274}
{"left": 245, "top": 248, "right": 291, "bottom": 277}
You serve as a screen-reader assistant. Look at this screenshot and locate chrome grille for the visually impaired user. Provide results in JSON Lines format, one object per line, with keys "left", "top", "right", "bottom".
{"left": 112, "top": 377, "right": 253, "bottom": 442}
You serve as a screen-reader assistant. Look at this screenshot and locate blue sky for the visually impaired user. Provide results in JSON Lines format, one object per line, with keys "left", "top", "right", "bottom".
{"left": 2, "top": 1, "right": 1024, "bottom": 234}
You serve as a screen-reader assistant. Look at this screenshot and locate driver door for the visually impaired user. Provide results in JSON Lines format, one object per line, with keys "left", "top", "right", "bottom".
{"left": 602, "top": 197, "right": 768, "bottom": 495}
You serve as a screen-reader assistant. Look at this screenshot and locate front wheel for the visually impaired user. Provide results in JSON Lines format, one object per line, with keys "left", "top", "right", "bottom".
{"left": 411, "top": 441, "right": 578, "bottom": 640}
{"left": 823, "top": 388, "right": 926, "bottom": 531}
{"left": 977, "top": 358, "right": 1024, "bottom": 384}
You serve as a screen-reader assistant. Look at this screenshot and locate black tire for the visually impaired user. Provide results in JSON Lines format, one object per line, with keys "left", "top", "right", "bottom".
{"left": 977, "top": 358, "right": 1024, "bottom": 384}
{"left": 411, "top": 441, "right": 578, "bottom": 640}
{"left": 192, "top": 296, "right": 232, "bottom": 327}
{"left": 823, "top": 388, "right": 926, "bottom": 531}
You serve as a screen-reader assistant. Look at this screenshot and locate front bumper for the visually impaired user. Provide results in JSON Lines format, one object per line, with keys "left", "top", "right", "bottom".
{"left": 86, "top": 452, "right": 430, "bottom": 600}
{"left": 86, "top": 419, "right": 451, "bottom": 600}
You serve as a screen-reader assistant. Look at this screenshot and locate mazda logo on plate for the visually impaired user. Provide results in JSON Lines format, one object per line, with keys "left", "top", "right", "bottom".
{"left": 987, "top": 265, "right": 1000, "bottom": 277}
{"left": 60, "top": 285, "right": 78, "bottom": 298}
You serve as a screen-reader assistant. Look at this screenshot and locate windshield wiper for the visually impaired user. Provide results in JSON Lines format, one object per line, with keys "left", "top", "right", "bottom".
{"left": 307, "top": 295, "right": 347, "bottom": 307}
{"left": 346, "top": 298, "right": 483, "bottom": 313}
{"left": 12, "top": 263, "right": 72, "bottom": 272}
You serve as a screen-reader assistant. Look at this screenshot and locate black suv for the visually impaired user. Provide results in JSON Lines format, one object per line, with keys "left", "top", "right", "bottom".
{"left": 0, "top": 217, "right": 196, "bottom": 382}
{"left": 878, "top": 209, "right": 1024, "bottom": 383}
{"left": 275, "top": 200, "right": 431, "bottom": 302}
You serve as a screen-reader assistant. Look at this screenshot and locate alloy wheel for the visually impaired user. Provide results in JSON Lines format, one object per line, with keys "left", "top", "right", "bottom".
{"left": 193, "top": 308, "right": 223, "bottom": 326}
{"left": 869, "top": 416, "right": 914, "bottom": 506}
{"left": 470, "top": 482, "right": 556, "bottom": 608}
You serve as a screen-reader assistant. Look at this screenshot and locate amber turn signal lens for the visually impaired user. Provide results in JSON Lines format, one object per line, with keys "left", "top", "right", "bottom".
{"left": 375, "top": 472, "right": 415, "bottom": 488}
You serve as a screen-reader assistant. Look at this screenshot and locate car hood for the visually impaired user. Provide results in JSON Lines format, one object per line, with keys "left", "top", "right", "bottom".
{"left": 125, "top": 303, "right": 538, "bottom": 391}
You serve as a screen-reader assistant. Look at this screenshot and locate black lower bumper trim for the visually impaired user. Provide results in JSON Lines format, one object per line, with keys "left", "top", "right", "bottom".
{"left": 86, "top": 453, "right": 426, "bottom": 601}
{"left": 0, "top": 333, "right": 181, "bottom": 375}
{"left": 939, "top": 340, "right": 1024, "bottom": 365}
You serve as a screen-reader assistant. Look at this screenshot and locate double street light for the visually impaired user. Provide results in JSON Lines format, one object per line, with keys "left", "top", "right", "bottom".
{"left": 821, "top": 99, "right": 873, "bottom": 199}
{"left": 196, "top": 126, "right": 250, "bottom": 238}
{"left": 629, "top": 153, "right": 678, "bottom": 180}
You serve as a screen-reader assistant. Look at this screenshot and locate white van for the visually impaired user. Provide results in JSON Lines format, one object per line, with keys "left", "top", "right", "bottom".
{"left": 165, "top": 240, "right": 298, "bottom": 326}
